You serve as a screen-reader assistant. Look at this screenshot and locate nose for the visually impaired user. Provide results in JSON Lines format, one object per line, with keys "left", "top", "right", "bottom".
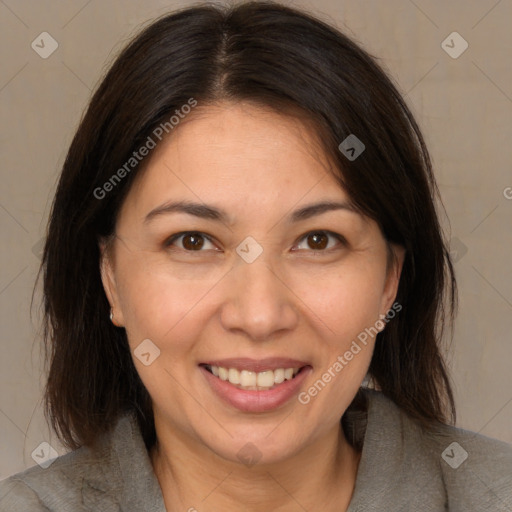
{"left": 219, "top": 257, "right": 299, "bottom": 341}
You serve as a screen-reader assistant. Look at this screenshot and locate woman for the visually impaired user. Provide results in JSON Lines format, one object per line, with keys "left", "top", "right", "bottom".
{"left": 1, "top": 2, "right": 510, "bottom": 511}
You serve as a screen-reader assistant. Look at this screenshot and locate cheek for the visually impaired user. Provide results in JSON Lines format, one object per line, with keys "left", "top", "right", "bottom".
{"left": 294, "top": 265, "right": 383, "bottom": 417}
{"left": 289, "top": 261, "right": 386, "bottom": 343}
{"left": 115, "top": 253, "right": 226, "bottom": 348}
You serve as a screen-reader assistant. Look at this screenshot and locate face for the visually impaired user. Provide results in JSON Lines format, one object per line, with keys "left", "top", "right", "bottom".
{"left": 101, "top": 102, "right": 403, "bottom": 466}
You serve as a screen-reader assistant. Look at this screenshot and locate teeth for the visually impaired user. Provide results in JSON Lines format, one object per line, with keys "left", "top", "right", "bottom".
{"left": 274, "top": 368, "right": 285, "bottom": 384}
{"left": 257, "top": 370, "right": 274, "bottom": 387}
{"left": 207, "top": 365, "right": 301, "bottom": 390}
{"left": 240, "top": 370, "right": 256, "bottom": 387}
{"left": 228, "top": 368, "right": 240, "bottom": 384}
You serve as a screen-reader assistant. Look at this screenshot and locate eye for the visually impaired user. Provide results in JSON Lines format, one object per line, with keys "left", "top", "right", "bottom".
{"left": 164, "top": 231, "right": 218, "bottom": 252}
{"left": 293, "top": 230, "right": 346, "bottom": 252}
{"left": 164, "top": 230, "right": 345, "bottom": 253}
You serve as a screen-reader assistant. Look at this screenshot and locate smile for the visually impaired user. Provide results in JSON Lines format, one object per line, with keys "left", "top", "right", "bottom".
{"left": 199, "top": 360, "right": 313, "bottom": 412}
{"left": 203, "top": 364, "right": 302, "bottom": 391}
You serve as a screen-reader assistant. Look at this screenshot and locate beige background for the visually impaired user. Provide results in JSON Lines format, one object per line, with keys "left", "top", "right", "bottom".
{"left": 1, "top": 0, "right": 511, "bottom": 479}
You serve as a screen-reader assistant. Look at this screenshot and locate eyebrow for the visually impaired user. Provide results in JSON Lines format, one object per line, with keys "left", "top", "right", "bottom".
{"left": 144, "top": 199, "right": 357, "bottom": 225}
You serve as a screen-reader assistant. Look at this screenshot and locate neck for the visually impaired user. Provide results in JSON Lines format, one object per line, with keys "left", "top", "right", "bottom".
{"left": 150, "top": 420, "right": 361, "bottom": 512}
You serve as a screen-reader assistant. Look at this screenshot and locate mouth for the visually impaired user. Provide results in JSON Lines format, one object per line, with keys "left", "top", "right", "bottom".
{"left": 200, "top": 363, "right": 309, "bottom": 391}
{"left": 199, "top": 359, "right": 313, "bottom": 412}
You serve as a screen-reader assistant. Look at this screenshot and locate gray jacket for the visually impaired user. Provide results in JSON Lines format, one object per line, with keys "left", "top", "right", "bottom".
{"left": 1, "top": 389, "right": 511, "bottom": 511}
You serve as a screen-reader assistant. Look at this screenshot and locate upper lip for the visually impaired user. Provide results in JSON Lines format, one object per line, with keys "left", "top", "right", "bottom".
{"left": 200, "top": 357, "right": 311, "bottom": 372}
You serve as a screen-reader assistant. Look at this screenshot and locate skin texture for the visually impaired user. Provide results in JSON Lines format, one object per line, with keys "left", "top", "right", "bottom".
{"left": 100, "top": 102, "right": 404, "bottom": 511}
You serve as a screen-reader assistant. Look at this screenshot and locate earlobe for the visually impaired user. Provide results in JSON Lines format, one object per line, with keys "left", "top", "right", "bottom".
{"left": 99, "top": 239, "right": 124, "bottom": 327}
{"left": 382, "top": 243, "right": 406, "bottom": 314}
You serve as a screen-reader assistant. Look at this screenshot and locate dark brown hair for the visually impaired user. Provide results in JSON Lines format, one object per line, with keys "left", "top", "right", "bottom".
{"left": 40, "top": 1, "right": 457, "bottom": 450}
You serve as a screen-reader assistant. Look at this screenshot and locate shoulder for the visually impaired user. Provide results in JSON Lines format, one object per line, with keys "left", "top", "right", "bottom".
{"left": 0, "top": 477, "right": 50, "bottom": 511}
{"left": 0, "top": 441, "right": 105, "bottom": 512}
{"left": 0, "top": 414, "right": 163, "bottom": 512}
{"left": 361, "top": 389, "right": 512, "bottom": 511}
{"left": 419, "top": 414, "right": 512, "bottom": 511}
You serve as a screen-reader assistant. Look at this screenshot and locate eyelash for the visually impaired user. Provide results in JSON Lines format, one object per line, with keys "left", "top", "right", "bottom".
{"left": 164, "top": 230, "right": 347, "bottom": 254}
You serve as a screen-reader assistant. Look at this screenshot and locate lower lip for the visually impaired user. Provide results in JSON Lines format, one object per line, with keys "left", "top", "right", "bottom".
{"left": 200, "top": 365, "right": 312, "bottom": 413}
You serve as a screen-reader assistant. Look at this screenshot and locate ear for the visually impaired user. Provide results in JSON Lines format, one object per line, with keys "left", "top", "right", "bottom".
{"left": 99, "top": 238, "right": 125, "bottom": 327}
{"left": 380, "top": 243, "right": 405, "bottom": 315}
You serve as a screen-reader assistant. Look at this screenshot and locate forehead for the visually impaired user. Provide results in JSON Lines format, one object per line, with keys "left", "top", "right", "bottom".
{"left": 170, "top": 102, "right": 328, "bottom": 156}
{"left": 121, "top": 102, "right": 349, "bottom": 219}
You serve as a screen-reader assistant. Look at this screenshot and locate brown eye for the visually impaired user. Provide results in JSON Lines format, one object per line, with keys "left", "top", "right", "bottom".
{"left": 294, "top": 230, "right": 345, "bottom": 252}
{"left": 307, "top": 232, "right": 328, "bottom": 250}
{"left": 182, "top": 233, "right": 205, "bottom": 250}
{"left": 165, "top": 232, "right": 216, "bottom": 251}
